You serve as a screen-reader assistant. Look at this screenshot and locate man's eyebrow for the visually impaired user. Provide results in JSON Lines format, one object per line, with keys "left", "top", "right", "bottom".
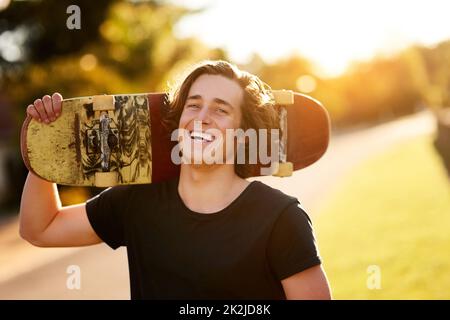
{"left": 187, "top": 95, "right": 202, "bottom": 100}
{"left": 213, "top": 98, "right": 234, "bottom": 109}
{"left": 186, "top": 95, "right": 234, "bottom": 109}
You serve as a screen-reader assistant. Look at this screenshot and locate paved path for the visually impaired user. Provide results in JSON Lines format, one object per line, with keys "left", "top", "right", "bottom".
{"left": 256, "top": 109, "right": 436, "bottom": 214}
{"left": 0, "top": 110, "right": 436, "bottom": 299}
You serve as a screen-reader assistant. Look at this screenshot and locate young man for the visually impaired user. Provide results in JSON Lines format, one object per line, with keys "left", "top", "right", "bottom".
{"left": 20, "top": 60, "right": 332, "bottom": 299}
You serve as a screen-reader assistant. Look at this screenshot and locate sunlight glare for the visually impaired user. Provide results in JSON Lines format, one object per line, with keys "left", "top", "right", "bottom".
{"left": 173, "top": 0, "right": 450, "bottom": 77}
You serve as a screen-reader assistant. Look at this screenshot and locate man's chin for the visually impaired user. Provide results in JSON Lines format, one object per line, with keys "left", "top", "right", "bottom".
{"left": 181, "top": 150, "right": 235, "bottom": 166}
{"left": 181, "top": 155, "right": 217, "bottom": 165}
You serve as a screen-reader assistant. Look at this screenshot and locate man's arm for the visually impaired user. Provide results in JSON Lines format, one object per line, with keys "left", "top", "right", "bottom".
{"left": 19, "top": 172, "right": 102, "bottom": 247}
{"left": 19, "top": 93, "right": 102, "bottom": 247}
{"left": 281, "top": 265, "right": 332, "bottom": 300}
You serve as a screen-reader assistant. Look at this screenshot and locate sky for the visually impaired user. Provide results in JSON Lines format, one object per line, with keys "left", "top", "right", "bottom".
{"left": 171, "top": 0, "right": 450, "bottom": 77}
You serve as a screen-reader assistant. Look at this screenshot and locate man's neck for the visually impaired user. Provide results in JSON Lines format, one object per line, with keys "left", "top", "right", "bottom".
{"left": 178, "top": 164, "right": 250, "bottom": 214}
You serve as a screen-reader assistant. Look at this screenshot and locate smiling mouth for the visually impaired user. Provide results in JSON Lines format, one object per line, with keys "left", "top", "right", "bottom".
{"left": 189, "top": 131, "right": 215, "bottom": 142}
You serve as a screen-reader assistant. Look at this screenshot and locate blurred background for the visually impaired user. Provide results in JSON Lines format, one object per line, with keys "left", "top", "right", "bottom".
{"left": 0, "top": 0, "right": 449, "bottom": 299}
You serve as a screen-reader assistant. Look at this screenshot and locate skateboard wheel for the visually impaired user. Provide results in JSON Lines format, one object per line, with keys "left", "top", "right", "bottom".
{"left": 259, "top": 161, "right": 279, "bottom": 176}
{"left": 273, "top": 162, "right": 293, "bottom": 177}
{"left": 272, "top": 90, "right": 294, "bottom": 105}
{"left": 95, "top": 172, "right": 118, "bottom": 187}
{"left": 93, "top": 95, "right": 115, "bottom": 111}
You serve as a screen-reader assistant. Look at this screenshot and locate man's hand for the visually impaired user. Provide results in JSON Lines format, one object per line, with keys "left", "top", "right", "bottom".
{"left": 26, "top": 93, "right": 63, "bottom": 124}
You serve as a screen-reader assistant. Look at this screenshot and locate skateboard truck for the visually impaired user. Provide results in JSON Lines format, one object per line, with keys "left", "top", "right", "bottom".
{"left": 98, "top": 112, "right": 118, "bottom": 171}
{"left": 91, "top": 95, "right": 119, "bottom": 187}
{"left": 272, "top": 90, "right": 294, "bottom": 177}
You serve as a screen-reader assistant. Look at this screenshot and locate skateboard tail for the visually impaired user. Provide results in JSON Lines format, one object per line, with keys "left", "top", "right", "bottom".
{"left": 21, "top": 102, "right": 87, "bottom": 185}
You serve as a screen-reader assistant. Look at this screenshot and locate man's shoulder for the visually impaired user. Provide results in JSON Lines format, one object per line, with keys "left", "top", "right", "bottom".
{"left": 251, "top": 180, "right": 298, "bottom": 203}
{"left": 237, "top": 181, "right": 307, "bottom": 231}
{"left": 247, "top": 180, "right": 300, "bottom": 212}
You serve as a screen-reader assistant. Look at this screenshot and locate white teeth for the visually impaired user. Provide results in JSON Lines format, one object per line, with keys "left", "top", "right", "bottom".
{"left": 190, "top": 131, "right": 214, "bottom": 142}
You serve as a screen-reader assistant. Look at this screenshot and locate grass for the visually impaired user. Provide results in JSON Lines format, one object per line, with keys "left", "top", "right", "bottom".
{"left": 315, "top": 134, "right": 450, "bottom": 299}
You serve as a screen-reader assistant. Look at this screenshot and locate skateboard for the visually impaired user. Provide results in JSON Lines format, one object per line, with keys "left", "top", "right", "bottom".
{"left": 20, "top": 91, "right": 330, "bottom": 187}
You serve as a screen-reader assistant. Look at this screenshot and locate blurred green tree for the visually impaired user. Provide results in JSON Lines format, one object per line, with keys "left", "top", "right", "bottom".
{"left": 0, "top": 0, "right": 116, "bottom": 66}
{"left": 419, "top": 40, "right": 450, "bottom": 109}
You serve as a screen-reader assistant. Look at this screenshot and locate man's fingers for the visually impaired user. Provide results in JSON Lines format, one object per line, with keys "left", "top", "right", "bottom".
{"left": 26, "top": 104, "right": 41, "bottom": 122}
{"left": 29, "top": 93, "right": 63, "bottom": 124}
{"left": 52, "top": 92, "right": 63, "bottom": 116}
{"left": 42, "top": 95, "right": 56, "bottom": 121}
{"left": 33, "top": 99, "right": 49, "bottom": 123}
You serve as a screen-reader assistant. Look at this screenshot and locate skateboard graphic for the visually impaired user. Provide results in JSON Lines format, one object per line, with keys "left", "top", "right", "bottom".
{"left": 21, "top": 91, "right": 330, "bottom": 187}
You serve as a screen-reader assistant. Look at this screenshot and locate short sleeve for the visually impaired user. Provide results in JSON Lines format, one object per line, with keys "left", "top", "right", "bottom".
{"left": 267, "top": 201, "right": 322, "bottom": 280}
{"left": 85, "top": 185, "right": 132, "bottom": 249}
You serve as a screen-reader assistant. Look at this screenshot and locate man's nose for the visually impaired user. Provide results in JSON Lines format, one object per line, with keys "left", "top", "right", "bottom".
{"left": 196, "top": 106, "right": 211, "bottom": 124}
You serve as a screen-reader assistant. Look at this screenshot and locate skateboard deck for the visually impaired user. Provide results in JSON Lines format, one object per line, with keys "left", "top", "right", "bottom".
{"left": 21, "top": 91, "right": 330, "bottom": 187}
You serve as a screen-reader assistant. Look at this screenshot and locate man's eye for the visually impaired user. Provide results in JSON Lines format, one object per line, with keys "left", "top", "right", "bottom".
{"left": 187, "top": 104, "right": 199, "bottom": 109}
{"left": 217, "top": 107, "right": 228, "bottom": 115}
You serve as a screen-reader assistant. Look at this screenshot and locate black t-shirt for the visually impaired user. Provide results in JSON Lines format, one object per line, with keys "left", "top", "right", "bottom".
{"left": 85, "top": 177, "right": 321, "bottom": 299}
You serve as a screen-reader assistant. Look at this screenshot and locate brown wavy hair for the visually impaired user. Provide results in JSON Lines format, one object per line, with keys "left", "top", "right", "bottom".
{"left": 164, "top": 60, "right": 280, "bottom": 178}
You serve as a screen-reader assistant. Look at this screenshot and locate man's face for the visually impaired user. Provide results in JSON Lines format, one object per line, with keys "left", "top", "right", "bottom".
{"left": 178, "top": 74, "right": 244, "bottom": 164}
